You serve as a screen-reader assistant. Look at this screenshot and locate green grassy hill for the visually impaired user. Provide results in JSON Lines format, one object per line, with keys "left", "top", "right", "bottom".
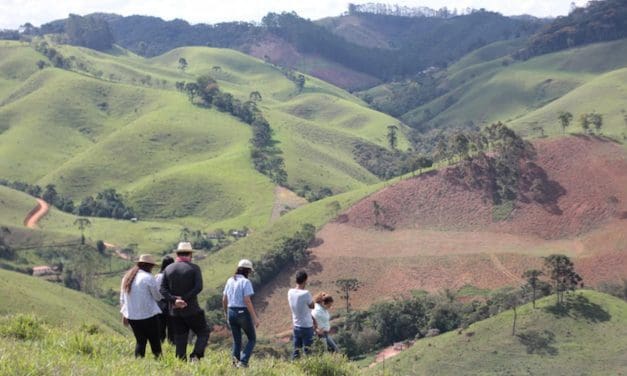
{"left": 0, "top": 268, "right": 125, "bottom": 333}
{"left": 401, "top": 39, "right": 627, "bottom": 139}
{"left": 0, "top": 40, "right": 406, "bottom": 233}
{"left": 367, "top": 290, "right": 627, "bottom": 375}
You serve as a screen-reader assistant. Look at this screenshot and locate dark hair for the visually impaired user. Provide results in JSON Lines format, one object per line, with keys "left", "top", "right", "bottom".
{"left": 314, "top": 292, "right": 334, "bottom": 305}
{"left": 122, "top": 263, "right": 154, "bottom": 293}
{"left": 295, "top": 270, "right": 308, "bottom": 284}
{"left": 160, "top": 256, "right": 174, "bottom": 272}
{"left": 234, "top": 267, "right": 251, "bottom": 279}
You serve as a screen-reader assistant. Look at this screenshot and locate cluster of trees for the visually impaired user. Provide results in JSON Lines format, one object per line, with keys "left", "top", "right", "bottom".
{"left": 75, "top": 188, "right": 136, "bottom": 219}
{"left": 0, "top": 180, "right": 134, "bottom": 220}
{"left": 33, "top": 40, "right": 71, "bottom": 69}
{"left": 295, "top": 185, "right": 334, "bottom": 203}
{"left": 352, "top": 141, "right": 432, "bottom": 179}
{"left": 279, "top": 67, "right": 306, "bottom": 92}
{"left": 558, "top": 111, "right": 605, "bottom": 135}
{"left": 64, "top": 14, "right": 114, "bottom": 51}
{"left": 336, "top": 254, "right": 582, "bottom": 358}
{"left": 178, "top": 75, "right": 287, "bottom": 185}
{"left": 438, "top": 123, "right": 554, "bottom": 206}
{"left": 249, "top": 223, "right": 316, "bottom": 289}
{"left": 362, "top": 73, "right": 445, "bottom": 118}
{"left": 348, "top": 3, "right": 470, "bottom": 18}
{"left": 516, "top": 0, "right": 627, "bottom": 60}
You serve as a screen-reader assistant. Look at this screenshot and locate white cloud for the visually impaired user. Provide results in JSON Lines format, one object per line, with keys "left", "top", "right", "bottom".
{"left": 0, "top": 0, "right": 589, "bottom": 30}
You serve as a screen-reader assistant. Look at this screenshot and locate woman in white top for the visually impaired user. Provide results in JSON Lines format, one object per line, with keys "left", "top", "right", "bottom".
{"left": 120, "top": 254, "right": 163, "bottom": 358}
{"left": 222, "top": 259, "right": 260, "bottom": 368}
{"left": 311, "top": 292, "right": 339, "bottom": 352}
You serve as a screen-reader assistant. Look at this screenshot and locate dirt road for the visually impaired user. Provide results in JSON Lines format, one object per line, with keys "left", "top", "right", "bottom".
{"left": 24, "top": 198, "right": 49, "bottom": 228}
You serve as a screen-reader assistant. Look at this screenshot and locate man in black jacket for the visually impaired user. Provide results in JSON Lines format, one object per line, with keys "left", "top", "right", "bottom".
{"left": 160, "top": 242, "right": 209, "bottom": 361}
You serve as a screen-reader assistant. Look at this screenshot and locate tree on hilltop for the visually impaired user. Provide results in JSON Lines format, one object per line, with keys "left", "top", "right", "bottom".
{"left": 543, "top": 254, "right": 582, "bottom": 305}
{"left": 558, "top": 111, "right": 573, "bottom": 134}
{"left": 523, "top": 269, "right": 543, "bottom": 308}
{"left": 178, "top": 57, "right": 188, "bottom": 71}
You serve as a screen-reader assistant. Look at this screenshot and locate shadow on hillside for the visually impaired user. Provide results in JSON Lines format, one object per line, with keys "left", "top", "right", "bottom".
{"left": 571, "top": 133, "right": 623, "bottom": 145}
{"left": 519, "top": 161, "right": 566, "bottom": 215}
{"left": 516, "top": 330, "right": 558, "bottom": 355}
{"left": 544, "top": 294, "right": 611, "bottom": 323}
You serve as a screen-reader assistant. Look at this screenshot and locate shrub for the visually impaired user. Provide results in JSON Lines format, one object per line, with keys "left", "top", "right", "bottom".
{"left": 0, "top": 314, "right": 45, "bottom": 340}
{"left": 297, "top": 353, "right": 357, "bottom": 376}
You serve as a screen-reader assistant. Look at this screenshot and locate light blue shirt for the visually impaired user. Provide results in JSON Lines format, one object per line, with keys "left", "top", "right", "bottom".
{"left": 223, "top": 275, "right": 254, "bottom": 308}
{"left": 120, "top": 270, "right": 163, "bottom": 320}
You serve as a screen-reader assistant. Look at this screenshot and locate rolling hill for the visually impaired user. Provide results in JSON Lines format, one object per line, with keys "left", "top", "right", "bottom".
{"left": 255, "top": 135, "right": 627, "bottom": 334}
{"left": 362, "top": 38, "right": 627, "bottom": 140}
{"left": 0, "top": 268, "right": 125, "bottom": 333}
{"left": 366, "top": 290, "right": 627, "bottom": 375}
{"left": 0, "top": 40, "right": 406, "bottom": 233}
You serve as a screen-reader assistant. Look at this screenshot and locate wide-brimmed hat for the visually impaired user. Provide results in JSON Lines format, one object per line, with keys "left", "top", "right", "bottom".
{"left": 175, "top": 241, "right": 194, "bottom": 253}
{"left": 137, "top": 254, "right": 157, "bottom": 265}
{"left": 237, "top": 259, "right": 254, "bottom": 270}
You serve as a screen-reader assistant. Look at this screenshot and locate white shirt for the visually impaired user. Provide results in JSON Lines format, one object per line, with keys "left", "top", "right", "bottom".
{"left": 120, "top": 270, "right": 163, "bottom": 320}
{"left": 312, "top": 303, "right": 330, "bottom": 331}
{"left": 288, "top": 288, "right": 313, "bottom": 328}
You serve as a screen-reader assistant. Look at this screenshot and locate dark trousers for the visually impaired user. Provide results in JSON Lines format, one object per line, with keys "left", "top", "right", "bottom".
{"left": 158, "top": 313, "right": 175, "bottom": 344}
{"left": 292, "top": 326, "right": 314, "bottom": 360}
{"left": 228, "top": 307, "right": 256, "bottom": 365}
{"left": 128, "top": 315, "right": 162, "bottom": 358}
{"left": 171, "top": 311, "right": 210, "bottom": 360}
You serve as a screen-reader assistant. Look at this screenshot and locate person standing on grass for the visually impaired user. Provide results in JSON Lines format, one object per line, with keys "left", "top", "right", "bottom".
{"left": 160, "top": 242, "right": 210, "bottom": 362}
{"left": 120, "top": 254, "right": 163, "bottom": 358}
{"left": 312, "top": 292, "right": 339, "bottom": 352}
{"left": 222, "top": 259, "right": 260, "bottom": 368}
{"left": 155, "top": 255, "right": 175, "bottom": 344}
{"left": 288, "top": 270, "right": 316, "bottom": 360}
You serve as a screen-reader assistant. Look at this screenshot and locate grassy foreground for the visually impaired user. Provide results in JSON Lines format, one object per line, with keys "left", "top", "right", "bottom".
{"left": 0, "top": 314, "right": 356, "bottom": 376}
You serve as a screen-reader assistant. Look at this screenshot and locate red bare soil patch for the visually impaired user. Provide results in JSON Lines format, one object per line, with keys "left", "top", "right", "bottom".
{"left": 346, "top": 136, "right": 627, "bottom": 239}
{"left": 256, "top": 136, "right": 627, "bottom": 335}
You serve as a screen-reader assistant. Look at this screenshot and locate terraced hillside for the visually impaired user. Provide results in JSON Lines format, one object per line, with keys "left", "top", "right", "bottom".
{"left": 0, "top": 40, "right": 406, "bottom": 232}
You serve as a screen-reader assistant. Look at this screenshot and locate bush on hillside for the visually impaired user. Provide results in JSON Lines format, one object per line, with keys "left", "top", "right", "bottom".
{"left": 0, "top": 314, "right": 45, "bottom": 341}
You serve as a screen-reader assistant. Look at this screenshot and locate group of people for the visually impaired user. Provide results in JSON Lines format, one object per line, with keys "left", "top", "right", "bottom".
{"left": 120, "top": 242, "right": 338, "bottom": 368}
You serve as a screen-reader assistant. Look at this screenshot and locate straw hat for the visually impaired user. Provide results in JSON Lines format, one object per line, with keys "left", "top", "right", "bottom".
{"left": 137, "top": 254, "right": 156, "bottom": 265}
{"left": 175, "top": 241, "right": 194, "bottom": 253}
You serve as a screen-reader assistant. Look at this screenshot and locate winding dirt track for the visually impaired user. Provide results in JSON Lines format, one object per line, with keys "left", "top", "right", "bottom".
{"left": 24, "top": 198, "right": 49, "bottom": 228}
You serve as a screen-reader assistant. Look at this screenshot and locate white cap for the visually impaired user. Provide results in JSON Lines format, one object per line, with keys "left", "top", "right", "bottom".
{"left": 237, "top": 259, "right": 254, "bottom": 270}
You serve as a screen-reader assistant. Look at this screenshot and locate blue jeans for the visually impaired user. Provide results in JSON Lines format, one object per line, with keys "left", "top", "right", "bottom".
{"left": 322, "top": 333, "right": 339, "bottom": 352}
{"left": 228, "top": 307, "right": 256, "bottom": 365}
{"left": 292, "top": 326, "right": 314, "bottom": 360}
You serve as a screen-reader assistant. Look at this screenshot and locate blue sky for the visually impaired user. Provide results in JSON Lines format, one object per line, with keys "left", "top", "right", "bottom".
{"left": 0, "top": 0, "right": 589, "bottom": 29}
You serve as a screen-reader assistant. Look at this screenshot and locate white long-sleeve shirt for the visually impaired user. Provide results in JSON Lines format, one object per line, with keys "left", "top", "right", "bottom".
{"left": 120, "top": 270, "right": 163, "bottom": 320}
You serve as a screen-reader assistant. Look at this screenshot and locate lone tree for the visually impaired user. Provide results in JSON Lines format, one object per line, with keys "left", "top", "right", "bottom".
{"left": 543, "top": 254, "right": 582, "bottom": 305}
{"left": 387, "top": 125, "right": 398, "bottom": 150}
{"left": 558, "top": 111, "right": 573, "bottom": 134}
{"left": 336, "top": 278, "right": 362, "bottom": 312}
{"left": 579, "top": 113, "right": 591, "bottom": 134}
{"left": 589, "top": 112, "right": 603, "bottom": 134}
{"left": 73, "top": 218, "right": 91, "bottom": 245}
{"left": 178, "top": 57, "right": 188, "bottom": 71}
{"left": 523, "top": 269, "right": 544, "bottom": 308}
